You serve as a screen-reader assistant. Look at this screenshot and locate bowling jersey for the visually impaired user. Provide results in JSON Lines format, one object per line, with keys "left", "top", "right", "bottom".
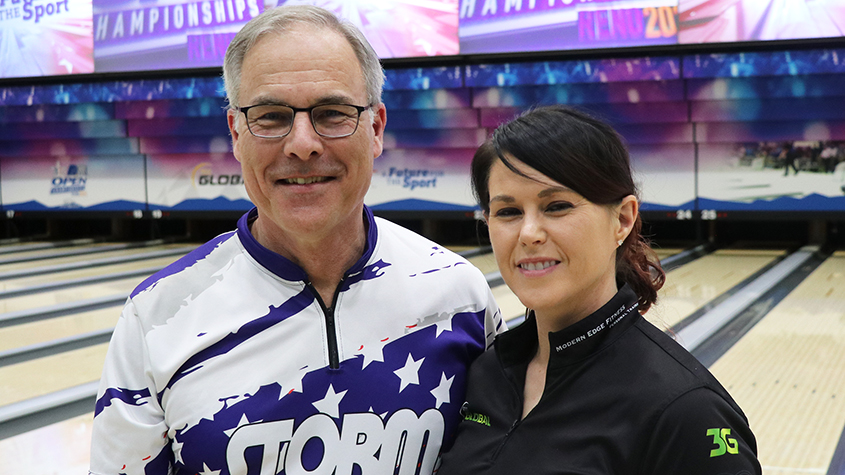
{"left": 90, "top": 206, "right": 503, "bottom": 475}
{"left": 438, "top": 284, "right": 762, "bottom": 475}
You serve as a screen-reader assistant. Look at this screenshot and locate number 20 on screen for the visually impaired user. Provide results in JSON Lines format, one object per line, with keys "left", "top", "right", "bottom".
{"left": 643, "top": 6, "right": 677, "bottom": 39}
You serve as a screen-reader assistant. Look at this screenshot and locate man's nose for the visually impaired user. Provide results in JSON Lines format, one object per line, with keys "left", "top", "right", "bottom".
{"left": 283, "top": 112, "right": 323, "bottom": 160}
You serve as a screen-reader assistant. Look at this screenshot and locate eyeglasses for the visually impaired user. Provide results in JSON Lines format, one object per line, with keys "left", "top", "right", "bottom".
{"left": 238, "top": 103, "right": 371, "bottom": 139}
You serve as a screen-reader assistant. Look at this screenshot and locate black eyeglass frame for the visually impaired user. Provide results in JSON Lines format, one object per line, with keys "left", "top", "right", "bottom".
{"left": 237, "top": 103, "right": 372, "bottom": 139}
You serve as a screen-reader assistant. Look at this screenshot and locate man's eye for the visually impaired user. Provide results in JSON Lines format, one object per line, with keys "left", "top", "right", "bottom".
{"left": 257, "top": 111, "right": 288, "bottom": 122}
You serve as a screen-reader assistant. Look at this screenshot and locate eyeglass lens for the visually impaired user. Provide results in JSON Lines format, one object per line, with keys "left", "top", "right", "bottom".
{"left": 246, "top": 104, "right": 362, "bottom": 138}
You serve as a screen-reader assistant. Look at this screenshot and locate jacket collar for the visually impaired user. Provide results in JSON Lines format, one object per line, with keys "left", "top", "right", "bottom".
{"left": 236, "top": 206, "right": 378, "bottom": 283}
{"left": 497, "top": 284, "right": 641, "bottom": 368}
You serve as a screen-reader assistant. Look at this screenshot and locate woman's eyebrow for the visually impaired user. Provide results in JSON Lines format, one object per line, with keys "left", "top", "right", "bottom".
{"left": 538, "top": 186, "right": 570, "bottom": 198}
{"left": 489, "top": 195, "right": 515, "bottom": 204}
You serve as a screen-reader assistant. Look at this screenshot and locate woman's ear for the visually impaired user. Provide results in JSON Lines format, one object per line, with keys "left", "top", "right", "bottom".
{"left": 615, "top": 195, "right": 639, "bottom": 244}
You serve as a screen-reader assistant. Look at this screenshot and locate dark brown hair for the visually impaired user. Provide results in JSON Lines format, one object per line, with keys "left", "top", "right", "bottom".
{"left": 472, "top": 105, "right": 665, "bottom": 312}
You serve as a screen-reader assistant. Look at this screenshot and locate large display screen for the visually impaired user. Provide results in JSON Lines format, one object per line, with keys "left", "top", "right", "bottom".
{"left": 678, "top": 0, "right": 845, "bottom": 44}
{"left": 92, "top": 0, "right": 263, "bottom": 73}
{"left": 460, "top": 0, "right": 679, "bottom": 54}
{"left": 0, "top": 0, "right": 94, "bottom": 78}
{"left": 4, "top": 0, "right": 845, "bottom": 80}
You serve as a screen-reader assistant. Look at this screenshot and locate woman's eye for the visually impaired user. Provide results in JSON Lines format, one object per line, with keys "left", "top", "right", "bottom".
{"left": 546, "top": 202, "right": 573, "bottom": 213}
{"left": 493, "top": 207, "right": 521, "bottom": 218}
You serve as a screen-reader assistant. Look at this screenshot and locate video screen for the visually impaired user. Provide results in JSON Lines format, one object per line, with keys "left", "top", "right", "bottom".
{"left": 93, "top": 0, "right": 264, "bottom": 73}
{"left": 269, "top": 0, "right": 460, "bottom": 57}
{"left": 0, "top": 0, "right": 94, "bottom": 79}
{"left": 459, "top": 0, "right": 679, "bottom": 54}
{"left": 678, "top": 0, "right": 845, "bottom": 44}
{"left": 5, "top": 0, "right": 845, "bottom": 81}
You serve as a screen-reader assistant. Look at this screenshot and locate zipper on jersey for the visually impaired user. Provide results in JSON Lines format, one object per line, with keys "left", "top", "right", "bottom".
{"left": 305, "top": 280, "right": 346, "bottom": 370}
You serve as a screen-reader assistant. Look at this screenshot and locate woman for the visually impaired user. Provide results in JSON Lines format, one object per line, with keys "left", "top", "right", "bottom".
{"left": 438, "top": 106, "right": 761, "bottom": 475}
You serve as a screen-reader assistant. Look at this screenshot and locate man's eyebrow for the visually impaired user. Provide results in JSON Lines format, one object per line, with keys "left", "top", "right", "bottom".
{"left": 245, "top": 94, "right": 358, "bottom": 107}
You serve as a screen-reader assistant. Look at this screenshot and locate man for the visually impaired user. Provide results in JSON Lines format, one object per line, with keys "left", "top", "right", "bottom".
{"left": 89, "top": 5, "right": 501, "bottom": 475}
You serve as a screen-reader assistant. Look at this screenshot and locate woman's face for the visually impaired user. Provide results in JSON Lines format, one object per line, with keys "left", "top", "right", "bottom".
{"left": 485, "top": 157, "right": 635, "bottom": 328}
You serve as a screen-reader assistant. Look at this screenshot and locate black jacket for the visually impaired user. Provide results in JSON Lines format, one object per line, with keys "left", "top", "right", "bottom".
{"left": 438, "top": 285, "right": 761, "bottom": 475}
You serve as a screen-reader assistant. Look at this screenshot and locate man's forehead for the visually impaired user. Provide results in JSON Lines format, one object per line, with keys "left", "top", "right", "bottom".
{"left": 240, "top": 24, "right": 366, "bottom": 103}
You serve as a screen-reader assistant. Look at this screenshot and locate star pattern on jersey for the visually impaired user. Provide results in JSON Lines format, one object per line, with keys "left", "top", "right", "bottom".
{"left": 430, "top": 372, "right": 454, "bottom": 409}
{"left": 172, "top": 438, "right": 185, "bottom": 465}
{"left": 359, "top": 337, "right": 389, "bottom": 369}
{"left": 125, "top": 308, "right": 491, "bottom": 475}
{"left": 312, "top": 383, "right": 348, "bottom": 419}
{"left": 394, "top": 353, "right": 425, "bottom": 392}
{"left": 223, "top": 413, "right": 262, "bottom": 438}
{"left": 198, "top": 463, "right": 221, "bottom": 475}
{"left": 279, "top": 365, "right": 310, "bottom": 399}
{"left": 434, "top": 316, "right": 453, "bottom": 337}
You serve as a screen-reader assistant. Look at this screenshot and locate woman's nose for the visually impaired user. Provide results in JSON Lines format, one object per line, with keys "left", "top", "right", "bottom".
{"left": 519, "top": 214, "right": 546, "bottom": 246}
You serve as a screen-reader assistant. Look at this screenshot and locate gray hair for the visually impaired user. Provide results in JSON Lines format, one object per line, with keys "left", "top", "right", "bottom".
{"left": 222, "top": 4, "right": 385, "bottom": 109}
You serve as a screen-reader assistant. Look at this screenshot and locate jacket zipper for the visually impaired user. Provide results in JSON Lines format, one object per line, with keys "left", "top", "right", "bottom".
{"left": 305, "top": 280, "right": 346, "bottom": 370}
{"left": 491, "top": 419, "right": 521, "bottom": 461}
{"left": 490, "top": 364, "right": 526, "bottom": 462}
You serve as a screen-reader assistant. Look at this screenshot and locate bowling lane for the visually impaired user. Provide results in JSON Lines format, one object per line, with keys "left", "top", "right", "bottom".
{"left": 653, "top": 247, "right": 683, "bottom": 260}
{"left": 0, "top": 307, "right": 120, "bottom": 353}
{"left": 0, "top": 412, "right": 93, "bottom": 475}
{"left": 492, "top": 284, "right": 526, "bottom": 323}
{"left": 0, "top": 255, "right": 181, "bottom": 293}
{"left": 467, "top": 252, "right": 499, "bottom": 275}
{"left": 707, "top": 251, "right": 845, "bottom": 475}
{"left": 0, "top": 343, "right": 108, "bottom": 407}
{"left": 0, "top": 244, "right": 192, "bottom": 275}
{"left": 647, "top": 249, "right": 786, "bottom": 331}
{"left": 0, "top": 242, "right": 119, "bottom": 264}
{"left": 0, "top": 275, "right": 144, "bottom": 315}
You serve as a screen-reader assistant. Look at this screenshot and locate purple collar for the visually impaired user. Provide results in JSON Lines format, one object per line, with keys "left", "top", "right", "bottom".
{"left": 236, "top": 206, "right": 378, "bottom": 283}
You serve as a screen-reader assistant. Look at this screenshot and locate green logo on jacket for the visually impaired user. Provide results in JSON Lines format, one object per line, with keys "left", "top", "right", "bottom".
{"left": 464, "top": 412, "right": 491, "bottom": 426}
{"left": 707, "top": 428, "right": 739, "bottom": 457}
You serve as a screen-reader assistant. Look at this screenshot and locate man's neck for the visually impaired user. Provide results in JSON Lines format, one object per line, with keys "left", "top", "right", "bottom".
{"left": 250, "top": 212, "right": 367, "bottom": 306}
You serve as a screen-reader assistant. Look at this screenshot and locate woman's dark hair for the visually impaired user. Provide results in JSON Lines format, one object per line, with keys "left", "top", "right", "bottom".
{"left": 471, "top": 105, "right": 665, "bottom": 312}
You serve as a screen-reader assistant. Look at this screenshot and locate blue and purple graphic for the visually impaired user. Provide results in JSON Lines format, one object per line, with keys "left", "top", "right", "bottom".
{"left": 146, "top": 153, "right": 251, "bottom": 210}
{"left": 93, "top": 0, "right": 263, "bottom": 72}
{"left": 459, "top": 0, "right": 679, "bottom": 54}
{"left": 269, "top": 0, "right": 460, "bottom": 58}
{"left": 368, "top": 148, "right": 478, "bottom": 211}
{"left": 1, "top": 154, "right": 146, "bottom": 210}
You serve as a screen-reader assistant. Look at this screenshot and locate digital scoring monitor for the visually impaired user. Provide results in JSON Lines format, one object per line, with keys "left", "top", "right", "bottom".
{"left": 678, "top": 0, "right": 845, "bottom": 44}
{"left": 459, "top": 0, "right": 679, "bottom": 54}
{"left": 0, "top": 0, "right": 94, "bottom": 79}
{"left": 93, "top": 0, "right": 263, "bottom": 73}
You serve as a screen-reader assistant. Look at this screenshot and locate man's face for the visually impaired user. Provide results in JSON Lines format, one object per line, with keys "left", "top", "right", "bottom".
{"left": 228, "top": 25, "right": 386, "bottom": 242}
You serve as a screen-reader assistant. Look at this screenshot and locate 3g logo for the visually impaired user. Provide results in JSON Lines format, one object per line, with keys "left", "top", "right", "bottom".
{"left": 707, "top": 428, "right": 739, "bottom": 457}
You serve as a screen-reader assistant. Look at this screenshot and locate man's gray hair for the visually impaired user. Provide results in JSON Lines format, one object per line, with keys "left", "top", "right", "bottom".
{"left": 223, "top": 4, "right": 385, "bottom": 108}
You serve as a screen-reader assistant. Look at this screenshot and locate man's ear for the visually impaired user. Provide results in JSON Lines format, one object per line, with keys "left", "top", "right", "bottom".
{"left": 227, "top": 109, "right": 242, "bottom": 163}
{"left": 371, "top": 103, "right": 387, "bottom": 158}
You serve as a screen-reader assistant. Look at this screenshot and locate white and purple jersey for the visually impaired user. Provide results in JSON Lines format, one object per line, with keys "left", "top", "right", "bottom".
{"left": 90, "top": 207, "right": 503, "bottom": 475}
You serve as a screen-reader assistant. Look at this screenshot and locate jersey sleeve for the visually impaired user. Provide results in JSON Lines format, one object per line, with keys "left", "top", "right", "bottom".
{"left": 482, "top": 285, "right": 505, "bottom": 350}
{"left": 640, "top": 387, "right": 762, "bottom": 475}
{"left": 89, "top": 299, "right": 172, "bottom": 475}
